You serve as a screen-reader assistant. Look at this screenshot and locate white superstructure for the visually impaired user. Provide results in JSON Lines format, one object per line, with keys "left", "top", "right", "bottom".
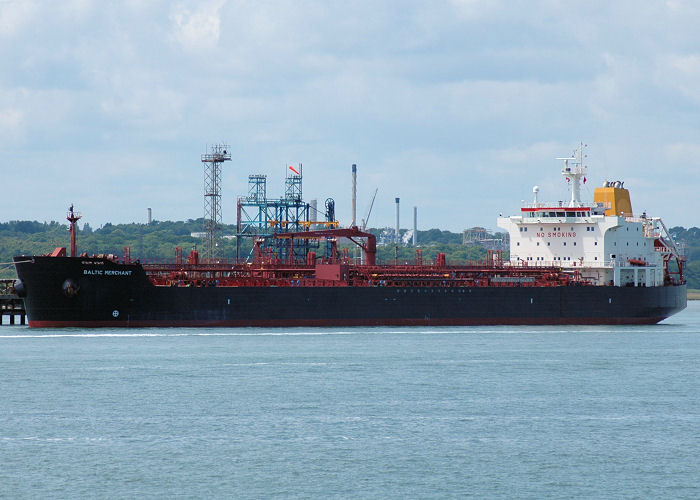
{"left": 497, "top": 144, "right": 681, "bottom": 287}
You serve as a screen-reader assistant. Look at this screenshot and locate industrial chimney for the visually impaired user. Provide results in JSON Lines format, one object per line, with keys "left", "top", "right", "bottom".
{"left": 310, "top": 199, "right": 318, "bottom": 229}
{"left": 351, "top": 164, "right": 357, "bottom": 227}
{"left": 147, "top": 207, "right": 152, "bottom": 225}
{"left": 395, "top": 197, "right": 400, "bottom": 244}
{"left": 413, "top": 206, "right": 417, "bottom": 246}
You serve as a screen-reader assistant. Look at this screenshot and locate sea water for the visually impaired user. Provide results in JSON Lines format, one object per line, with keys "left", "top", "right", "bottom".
{"left": 1, "top": 303, "right": 699, "bottom": 499}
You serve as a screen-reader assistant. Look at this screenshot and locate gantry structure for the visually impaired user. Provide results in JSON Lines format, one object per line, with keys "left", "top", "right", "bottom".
{"left": 236, "top": 165, "right": 339, "bottom": 262}
{"left": 201, "top": 144, "right": 231, "bottom": 261}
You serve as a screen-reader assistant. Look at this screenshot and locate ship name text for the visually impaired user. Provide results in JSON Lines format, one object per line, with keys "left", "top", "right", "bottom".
{"left": 83, "top": 269, "right": 133, "bottom": 276}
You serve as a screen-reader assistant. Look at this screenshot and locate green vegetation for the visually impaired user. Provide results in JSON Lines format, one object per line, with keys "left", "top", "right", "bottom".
{"left": 373, "top": 242, "right": 489, "bottom": 264}
{"left": 0, "top": 219, "right": 260, "bottom": 278}
{"left": 2, "top": 221, "right": 698, "bottom": 290}
{"left": 0, "top": 220, "right": 495, "bottom": 278}
{"left": 669, "top": 227, "right": 700, "bottom": 291}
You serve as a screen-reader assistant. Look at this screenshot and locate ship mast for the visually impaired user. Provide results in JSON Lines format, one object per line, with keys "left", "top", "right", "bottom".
{"left": 557, "top": 142, "right": 587, "bottom": 207}
{"left": 66, "top": 204, "right": 81, "bottom": 257}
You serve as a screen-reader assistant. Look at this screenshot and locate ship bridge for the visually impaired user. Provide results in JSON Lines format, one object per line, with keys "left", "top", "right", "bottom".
{"left": 496, "top": 144, "right": 681, "bottom": 287}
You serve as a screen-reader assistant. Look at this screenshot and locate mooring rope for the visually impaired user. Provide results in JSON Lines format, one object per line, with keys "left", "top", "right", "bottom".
{"left": 0, "top": 259, "right": 32, "bottom": 266}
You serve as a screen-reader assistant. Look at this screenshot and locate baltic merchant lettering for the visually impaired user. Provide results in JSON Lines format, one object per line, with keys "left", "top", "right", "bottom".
{"left": 83, "top": 269, "right": 132, "bottom": 276}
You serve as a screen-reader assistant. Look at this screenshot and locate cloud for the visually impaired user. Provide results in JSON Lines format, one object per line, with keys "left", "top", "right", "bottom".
{"left": 171, "top": 1, "right": 225, "bottom": 51}
{"left": 0, "top": 107, "right": 23, "bottom": 143}
{"left": 493, "top": 142, "right": 564, "bottom": 165}
{"left": 448, "top": 0, "right": 502, "bottom": 20}
{"left": 665, "top": 142, "right": 700, "bottom": 169}
{"left": 1, "top": 1, "right": 699, "bottom": 230}
{"left": 0, "top": 0, "right": 36, "bottom": 38}
{"left": 0, "top": 87, "right": 78, "bottom": 147}
{"left": 99, "top": 82, "right": 187, "bottom": 130}
{"left": 657, "top": 54, "right": 700, "bottom": 103}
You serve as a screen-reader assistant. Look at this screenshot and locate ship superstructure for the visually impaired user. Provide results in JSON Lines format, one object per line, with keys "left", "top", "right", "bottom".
{"left": 498, "top": 143, "right": 684, "bottom": 289}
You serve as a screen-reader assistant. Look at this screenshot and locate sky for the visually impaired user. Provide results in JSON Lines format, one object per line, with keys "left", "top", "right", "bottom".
{"left": 1, "top": 0, "right": 700, "bottom": 233}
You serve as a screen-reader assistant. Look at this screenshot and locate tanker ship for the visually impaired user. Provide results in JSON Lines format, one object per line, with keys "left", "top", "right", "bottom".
{"left": 13, "top": 145, "right": 686, "bottom": 327}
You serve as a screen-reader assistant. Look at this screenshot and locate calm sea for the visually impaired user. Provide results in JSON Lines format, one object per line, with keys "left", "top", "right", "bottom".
{"left": 1, "top": 303, "right": 699, "bottom": 499}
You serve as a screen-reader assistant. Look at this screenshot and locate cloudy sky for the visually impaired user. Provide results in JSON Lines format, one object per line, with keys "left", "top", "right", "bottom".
{"left": 2, "top": 0, "right": 699, "bottom": 232}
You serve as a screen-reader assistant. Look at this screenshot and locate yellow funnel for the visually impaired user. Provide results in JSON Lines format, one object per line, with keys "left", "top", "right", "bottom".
{"left": 593, "top": 184, "right": 632, "bottom": 216}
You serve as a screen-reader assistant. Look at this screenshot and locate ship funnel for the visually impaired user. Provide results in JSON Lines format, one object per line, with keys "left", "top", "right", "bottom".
{"left": 593, "top": 180, "right": 633, "bottom": 216}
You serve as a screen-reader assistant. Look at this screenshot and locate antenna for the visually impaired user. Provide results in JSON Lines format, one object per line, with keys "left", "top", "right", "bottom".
{"left": 556, "top": 142, "right": 588, "bottom": 207}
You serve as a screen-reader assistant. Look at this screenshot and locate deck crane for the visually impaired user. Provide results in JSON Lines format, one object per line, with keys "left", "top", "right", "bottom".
{"left": 361, "top": 188, "right": 378, "bottom": 231}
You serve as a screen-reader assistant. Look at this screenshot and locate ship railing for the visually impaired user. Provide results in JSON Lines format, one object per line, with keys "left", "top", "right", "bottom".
{"left": 512, "top": 261, "right": 588, "bottom": 269}
{"left": 520, "top": 201, "right": 588, "bottom": 209}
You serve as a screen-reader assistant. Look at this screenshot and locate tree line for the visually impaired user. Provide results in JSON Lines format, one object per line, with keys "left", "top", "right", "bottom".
{"left": 1, "top": 220, "right": 698, "bottom": 290}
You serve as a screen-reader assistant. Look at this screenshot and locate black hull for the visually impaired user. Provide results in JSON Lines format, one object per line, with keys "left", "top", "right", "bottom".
{"left": 14, "top": 256, "right": 687, "bottom": 327}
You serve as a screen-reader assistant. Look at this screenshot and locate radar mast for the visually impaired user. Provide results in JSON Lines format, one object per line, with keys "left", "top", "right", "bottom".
{"left": 557, "top": 142, "right": 588, "bottom": 207}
